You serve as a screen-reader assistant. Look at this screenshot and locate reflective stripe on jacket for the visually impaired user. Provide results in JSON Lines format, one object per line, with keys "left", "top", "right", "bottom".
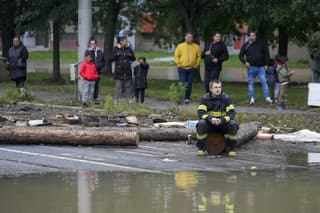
{"left": 197, "top": 92, "right": 235, "bottom": 123}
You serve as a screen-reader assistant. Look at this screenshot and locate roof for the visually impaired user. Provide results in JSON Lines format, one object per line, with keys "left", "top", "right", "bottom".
{"left": 139, "top": 13, "right": 156, "bottom": 34}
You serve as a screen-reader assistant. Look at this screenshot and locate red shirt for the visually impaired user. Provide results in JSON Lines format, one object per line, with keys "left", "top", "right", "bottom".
{"left": 80, "top": 60, "right": 98, "bottom": 81}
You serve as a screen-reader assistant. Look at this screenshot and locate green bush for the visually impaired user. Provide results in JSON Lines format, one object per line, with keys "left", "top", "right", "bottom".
{"left": 168, "top": 82, "right": 186, "bottom": 105}
{"left": 103, "top": 95, "right": 151, "bottom": 116}
{"left": 0, "top": 89, "right": 35, "bottom": 103}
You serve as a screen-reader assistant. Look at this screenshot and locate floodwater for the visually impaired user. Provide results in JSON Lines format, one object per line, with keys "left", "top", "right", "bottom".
{"left": 1, "top": 170, "right": 320, "bottom": 213}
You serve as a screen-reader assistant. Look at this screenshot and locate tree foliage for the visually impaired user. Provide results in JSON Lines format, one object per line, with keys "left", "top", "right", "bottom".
{"left": 14, "top": 0, "right": 78, "bottom": 81}
{"left": 0, "top": 0, "right": 20, "bottom": 58}
{"left": 223, "top": 0, "right": 320, "bottom": 56}
{"left": 92, "top": 0, "right": 142, "bottom": 75}
{"left": 142, "top": 0, "right": 235, "bottom": 46}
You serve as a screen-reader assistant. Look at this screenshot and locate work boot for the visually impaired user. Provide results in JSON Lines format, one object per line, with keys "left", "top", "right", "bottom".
{"left": 228, "top": 151, "right": 236, "bottom": 157}
{"left": 197, "top": 150, "right": 207, "bottom": 156}
{"left": 184, "top": 99, "right": 190, "bottom": 104}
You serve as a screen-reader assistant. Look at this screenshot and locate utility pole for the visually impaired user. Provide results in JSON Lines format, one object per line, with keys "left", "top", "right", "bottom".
{"left": 77, "top": 0, "right": 92, "bottom": 101}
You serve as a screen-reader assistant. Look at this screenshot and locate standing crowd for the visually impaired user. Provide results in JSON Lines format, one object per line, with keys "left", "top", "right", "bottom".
{"left": 5, "top": 31, "right": 318, "bottom": 110}
{"left": 79, "top": 31, "right": 149, "bottom": 107}
{"left": 174, "top": 31, "right": 297, "bottom": 110}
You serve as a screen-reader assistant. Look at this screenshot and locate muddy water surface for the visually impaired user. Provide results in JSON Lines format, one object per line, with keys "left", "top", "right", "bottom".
{"left": 1, "top": 170, "right": 320, "bottom": 213}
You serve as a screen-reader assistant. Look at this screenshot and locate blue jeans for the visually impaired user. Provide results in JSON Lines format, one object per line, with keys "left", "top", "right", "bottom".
{"left": 247, "top": 66, "right": 270, "bottom": 98}
{"left": 177, "top": 67, "right": 196, "bottom": 100}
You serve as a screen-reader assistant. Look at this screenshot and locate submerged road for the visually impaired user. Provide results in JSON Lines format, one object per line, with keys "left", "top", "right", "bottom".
{"left": 1, "top": 139, "right": 319, "bottom": 176}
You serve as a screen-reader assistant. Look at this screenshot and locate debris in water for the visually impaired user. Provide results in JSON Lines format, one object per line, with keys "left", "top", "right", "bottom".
{"left": 162, "top": 158, "right": 177, "bottom": 162}
{"left": 250, "top": 166, "right": 257, "bottom": 171}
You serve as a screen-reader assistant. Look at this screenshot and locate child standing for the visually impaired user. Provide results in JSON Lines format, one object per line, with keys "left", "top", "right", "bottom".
{"left": 275, "top": 55, "right": 294, "bottom": 110}
{"left": 80, "top": 51, "right": 99, "bottom": 107}
{"left": 266, "top": 59, "right": 280, "bottom": 102}
{"left": 133, "top": 57, "right": 149, "bottom": 103}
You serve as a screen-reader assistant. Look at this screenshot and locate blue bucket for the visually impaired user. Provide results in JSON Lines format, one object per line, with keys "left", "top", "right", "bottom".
{"left": 185, "top": 120, "right": 198, "bottom": 128}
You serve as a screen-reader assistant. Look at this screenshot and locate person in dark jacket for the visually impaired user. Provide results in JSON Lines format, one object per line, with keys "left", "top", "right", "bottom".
{"left": 133, "top": 57, "right": 149, "bottom": 103}
{"left": 80, "top": 50, "right": 99, "bottom": 107}
{"left": 239, "top": 31, "right": 272, "bottom": 105}
{"left": 201, "top": 32, "right": 229, "bottom": 93}
{"left": 111, "top": 37, "right": 136, "bottom": 103}
{"left": 87, "top": 37, "right": 105, "bottom": 102}
{"left": 196, "top": 80, "right": 238, "bottom": 157}
{"left": 7, "top": 36, "right": 29, "bottom": 89}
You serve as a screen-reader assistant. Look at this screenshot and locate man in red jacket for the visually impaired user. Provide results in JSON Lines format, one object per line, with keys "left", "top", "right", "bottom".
{"left": 80, "top": 50, "right": 98, "bottom": 107}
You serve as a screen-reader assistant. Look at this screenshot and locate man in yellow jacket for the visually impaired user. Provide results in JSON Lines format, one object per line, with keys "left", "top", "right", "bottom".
{"left": 174, "top": 32, "right": 201, "bottom": 104}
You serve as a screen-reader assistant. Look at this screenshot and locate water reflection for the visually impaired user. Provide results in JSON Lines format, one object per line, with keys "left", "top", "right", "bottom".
{"left": 78, "top": 171, "right": 96, "bottom": 213}
{"left": 0, "top": 170, "right": 320, "bottom": 213}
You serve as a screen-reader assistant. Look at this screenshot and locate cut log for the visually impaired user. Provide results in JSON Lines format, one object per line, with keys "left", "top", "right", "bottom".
{"left": 204, "top": 122, "right": 260, "bottom": 155}
{"left": 0, "top": 121, "right": 258, "bottom": 146}
{"left": 0, "top": 126, "right": 138, "bottom": 146}
{"left": 139, "top": 128, "right": 196, "bottom": 141}
{"left": 141, "top": 122, "right": 259, "bottom": 144}
{"left": 236, "top": 122, "right": 260, "bottom": 146}
{"left": 205, "top": 133, "right": 226, "bottom": 155}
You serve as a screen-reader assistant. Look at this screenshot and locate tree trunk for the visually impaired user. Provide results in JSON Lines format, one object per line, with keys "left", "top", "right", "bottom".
{"left": 0, "top": 122, "right": 258, "bottom": 146}
{"left": 54, "top": 122, "right": 259, "bottom": 143}
{"left": 1, "top": 27, "right": 15, "bottom": 59}
{"left": 52, "top": 21, "right": 61, "bottom": 81}
{"left": 0, "top": 127, "right": 138, "bottom": 146}
{"left": 103, "top": 1, "right": 121, "bottom": 76}
{"left": 140, "top": 122, "right": 259, "bottom": 143}
{"left": 278, "top": 26, "right": 289, "bottom": 57}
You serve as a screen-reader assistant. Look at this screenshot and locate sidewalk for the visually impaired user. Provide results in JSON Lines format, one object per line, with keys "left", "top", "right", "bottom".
{"left": 27, "top": 56, "right": 313, "bottom": 83}
{"left": 143, "top": 98, "right": 319, "bottom": 115}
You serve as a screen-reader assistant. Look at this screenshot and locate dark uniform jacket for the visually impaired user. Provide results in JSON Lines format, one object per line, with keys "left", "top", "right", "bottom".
{"left": 201, "top": 42, "right": 229, "bottom": 70}
{"left": 239, "top": 39, "right": 269, "bottom": 67}
{"left": 198, "top": 92, "right": 235, "bottom": 124}
{"left": 134, "top": 63, "right": 149, "bottom": 89}
{"left": 111, "top": 45, "right": 135, "bottom": 80}
{"left": 7, "top": 43, "right": 29, "bottom": 79}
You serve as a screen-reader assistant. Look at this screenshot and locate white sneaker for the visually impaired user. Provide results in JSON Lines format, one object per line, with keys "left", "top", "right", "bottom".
{"left": 249, "top": 97, "right": 255, "bottom": 105}
{"left": 265, "top": 97, "right": 273, "bottom": 103}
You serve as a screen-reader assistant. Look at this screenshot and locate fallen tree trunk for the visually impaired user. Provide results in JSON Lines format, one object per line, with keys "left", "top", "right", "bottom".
{"left": 139, "top": 128, "right": 196, "bottom": 141}
{"left": 55, "top": 122, "right": 259, "bottom": 144}
{"left": 141, "top": 122, "right": 260, "bottom": 145}
{"left": 236, "top": 122, "right": 260, "bottom": 146}
{"left": 0, "top": 122, "right": 259, "bottom": 146}
{"left": 0, "top": 127, "right": 139, "bottom": 146}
